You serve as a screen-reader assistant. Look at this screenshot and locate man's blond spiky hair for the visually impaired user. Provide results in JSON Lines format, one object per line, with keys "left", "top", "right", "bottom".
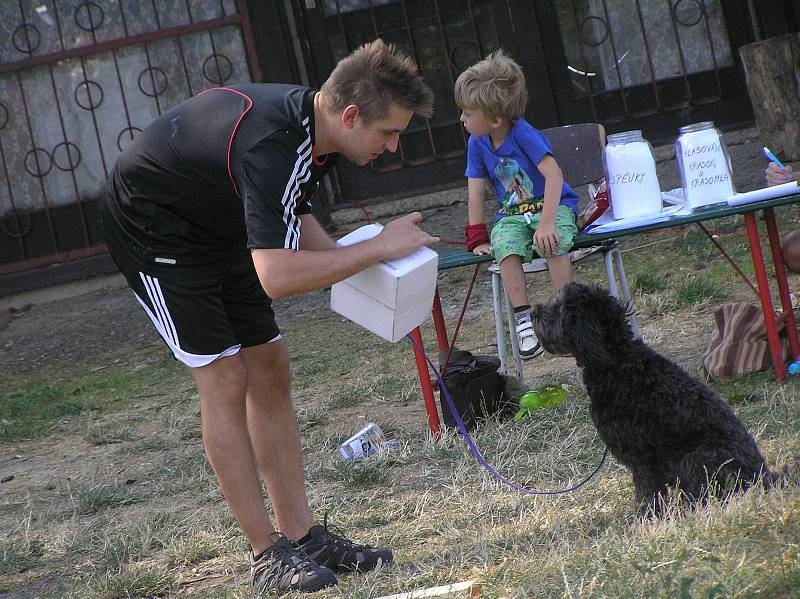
{"left": 321, "top": 39, "right": 434, "bottom": 125}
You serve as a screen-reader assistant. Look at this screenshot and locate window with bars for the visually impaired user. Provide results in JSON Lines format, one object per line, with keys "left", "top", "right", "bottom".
{"left": 0, "top": 1, "right": 255, "bottom": 267}
{"left": 555, "top": 0, "right": 733, "bottom": 95}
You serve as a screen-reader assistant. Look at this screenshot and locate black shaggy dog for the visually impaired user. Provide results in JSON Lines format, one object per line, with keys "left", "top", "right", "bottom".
{"left": 532, "top": 282, "right": 782, "bottom": 516}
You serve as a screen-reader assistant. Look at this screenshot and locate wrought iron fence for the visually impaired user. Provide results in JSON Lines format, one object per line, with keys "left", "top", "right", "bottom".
{"left": 307, "top": 0, "right": 501, "bottom": 201}
{"left": 555, "top": 0, "right": 735, "bottom": 121}
{"left": 303, "top": 0, "right": 746, "bottom": 202}
{"left": 0, "top": 0, "right": 260, "bottom": 273}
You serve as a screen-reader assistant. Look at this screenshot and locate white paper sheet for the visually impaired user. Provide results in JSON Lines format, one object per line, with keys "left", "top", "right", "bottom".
{"left": 583, "top": 204, "right": 684, "bottom": 234}
{"left": 336, "top": 223, "right": 383, "bottom": 246}
{"left": 661, "top": 188, "right": 685, "bottom": 205}
{"left": 726, "top": 181, "right": 800, "bottom": 206}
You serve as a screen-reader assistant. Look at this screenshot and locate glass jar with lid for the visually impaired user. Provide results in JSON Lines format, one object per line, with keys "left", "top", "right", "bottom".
{"left": 675, "top": 121, "right": 735, "bottom": 210}
{"left": 603, "top": 130, "right": 662, "bottom": 219}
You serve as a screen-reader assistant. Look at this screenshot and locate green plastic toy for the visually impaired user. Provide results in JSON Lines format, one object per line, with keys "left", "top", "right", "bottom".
{"left": 513, "top": 385, "right": 568, "bottom": 421}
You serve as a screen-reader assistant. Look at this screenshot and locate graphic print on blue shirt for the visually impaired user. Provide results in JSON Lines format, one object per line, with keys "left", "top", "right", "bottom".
{"left": 494, "top": 157, "right": 542, "bottom": 216}
{"left": 464, "top": 118, "right": 580, "bottom": 222}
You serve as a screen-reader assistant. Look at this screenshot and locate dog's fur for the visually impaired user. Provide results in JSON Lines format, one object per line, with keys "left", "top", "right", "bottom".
{"left": 532, "top": 282, "right": 782, "bottom": 516}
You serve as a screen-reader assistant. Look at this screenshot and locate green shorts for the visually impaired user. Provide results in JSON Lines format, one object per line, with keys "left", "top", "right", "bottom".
{"left": 490, "top": 205, "right": 578, "bottom": 264}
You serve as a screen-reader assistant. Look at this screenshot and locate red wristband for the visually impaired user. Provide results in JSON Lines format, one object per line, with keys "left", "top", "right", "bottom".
{"left": 465, "top": 223, "right": 490, "bottom": 251}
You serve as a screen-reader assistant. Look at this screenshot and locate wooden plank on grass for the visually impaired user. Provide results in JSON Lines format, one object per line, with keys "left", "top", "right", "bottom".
{"left": 373, "top": 580, "right": 478, "bottom": 599}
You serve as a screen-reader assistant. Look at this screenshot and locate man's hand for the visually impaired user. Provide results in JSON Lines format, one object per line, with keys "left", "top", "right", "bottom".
{"left": 766, "top": 162, "right": 795, "bottom": 187}
{"left": 472, "top": 243, "right": 491, "bottom": 256}
{"left": 252, "top": 213, "right": 437, "bottom": 299}
{"left": 374, "top": 212, "right": 439, "bottom": 259}
{"left": 533, "top": 223, "right": 559, "bottom": 258}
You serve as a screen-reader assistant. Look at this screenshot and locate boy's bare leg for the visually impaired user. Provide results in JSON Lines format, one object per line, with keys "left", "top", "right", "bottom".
{"left": 547, "top": 254, "right": 573, "bottom": 291}
{"left": 190, "top": 355, "right": 276, "bottom": 555}
{"left": 499, "top": 254, "right": 529, "bottom": 307}
{"left": 240, "top": 342, "right": 314, "bottom": 542}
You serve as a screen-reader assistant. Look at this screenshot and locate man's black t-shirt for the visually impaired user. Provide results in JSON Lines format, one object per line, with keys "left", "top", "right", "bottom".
{"left": 102, "top": 83, "right": 337, "bottom": 279}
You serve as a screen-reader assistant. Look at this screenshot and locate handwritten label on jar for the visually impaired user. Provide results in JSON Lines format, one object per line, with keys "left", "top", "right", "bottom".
{"left": 609, "top": 172, "right": 647, "bottom": 184}
{"left": 677, "top": 131, "right": 734, "bottom": 208}
{"left": 604, "top": 140, "right": 662, "bottom": 219}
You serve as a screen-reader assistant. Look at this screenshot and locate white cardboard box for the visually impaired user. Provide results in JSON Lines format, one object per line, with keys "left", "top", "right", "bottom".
{"left": 330, "top": 224, "right": 438, "bottom": 342}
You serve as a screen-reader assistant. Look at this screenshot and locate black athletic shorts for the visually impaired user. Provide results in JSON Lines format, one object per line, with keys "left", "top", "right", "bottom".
{"left": 113, "top": 249, "right": 281, "bottom": 368}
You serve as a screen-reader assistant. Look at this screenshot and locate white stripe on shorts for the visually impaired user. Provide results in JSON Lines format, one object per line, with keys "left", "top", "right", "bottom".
{"left": 134, "top": 272, "right": 242, "bottom": 368}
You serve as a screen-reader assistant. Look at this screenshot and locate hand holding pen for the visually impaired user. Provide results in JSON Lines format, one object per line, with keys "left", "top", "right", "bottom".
{"left": 763, "top": 146, "right": 796, "bottom": 187}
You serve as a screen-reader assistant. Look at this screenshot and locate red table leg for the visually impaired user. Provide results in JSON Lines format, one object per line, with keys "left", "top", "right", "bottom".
{"left": 764, "top": 208, "right": 800, "bottom": 361}
{"left": 432, "top": 290, "right": 450, "bottom": 352}
{"left": 408, "top": 326, "right": 441, "bottom": 439}
{"left": 744, "top": 212, "right": 786, "bottom": 381}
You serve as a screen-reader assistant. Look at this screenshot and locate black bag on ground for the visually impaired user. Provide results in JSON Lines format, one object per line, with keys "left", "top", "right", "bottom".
{"left": 438, "top": 348, "right": 510, "bottom": 431}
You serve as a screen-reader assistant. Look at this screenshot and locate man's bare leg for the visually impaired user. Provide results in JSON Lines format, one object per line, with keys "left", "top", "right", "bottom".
{"left": 190, "top": 355, "right": 275, "bottom": 555}
{"left": 240, "top": 341, "right": 314, "bottom": 541}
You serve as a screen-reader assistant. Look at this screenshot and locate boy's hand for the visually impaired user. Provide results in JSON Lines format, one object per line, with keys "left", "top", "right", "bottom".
{"left": 533, "top": 224, "right": 559, "bottom": 258}
{"left": 472, "top": 243, "right": 491, "bottom": 256}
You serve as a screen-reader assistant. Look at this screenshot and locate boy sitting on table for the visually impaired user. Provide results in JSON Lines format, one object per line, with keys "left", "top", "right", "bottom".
{"left": 766, "top": 161, "right": 800, "bottom": 273}
{"left": 455, "top": 49, "right": 580, "bottom": 358}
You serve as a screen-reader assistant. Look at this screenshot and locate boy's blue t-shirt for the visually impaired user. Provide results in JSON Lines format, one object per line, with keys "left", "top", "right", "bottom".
{"left": 465, "top": 118, "right": 580, "bottom": 221}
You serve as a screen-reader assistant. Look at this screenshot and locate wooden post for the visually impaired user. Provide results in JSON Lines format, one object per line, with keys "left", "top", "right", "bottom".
{"left": 739, "top": 33, "right": 800, "bottom": 161}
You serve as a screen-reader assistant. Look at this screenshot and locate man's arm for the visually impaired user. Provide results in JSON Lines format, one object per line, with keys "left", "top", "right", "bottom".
{"left": 298, "top": 213, "right": 338, "bottom": 250}
{"left": 252, "top": 212, "right": 439, "bottom": 299}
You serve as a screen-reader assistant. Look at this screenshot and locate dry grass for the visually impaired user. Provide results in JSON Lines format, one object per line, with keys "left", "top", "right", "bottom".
{"left": 2, "top": 214, "right": 800, "bottom": 598}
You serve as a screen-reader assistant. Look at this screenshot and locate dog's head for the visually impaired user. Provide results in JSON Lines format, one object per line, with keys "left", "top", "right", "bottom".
{"left": 532, "top": 282, "right": 634, "bottom": 367}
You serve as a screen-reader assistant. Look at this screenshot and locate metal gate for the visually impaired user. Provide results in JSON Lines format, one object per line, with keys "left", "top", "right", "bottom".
{"left": 295, "top": 0, "right": 769, "bottom": 202}
{"left": 535, "top": 0, "right": 758, "bottom": 138}
{"left": 0, "top": 0, "right": 261, "bottom": 275}
{"left": 297, "top": 0, "right": 513, "bottom": 203}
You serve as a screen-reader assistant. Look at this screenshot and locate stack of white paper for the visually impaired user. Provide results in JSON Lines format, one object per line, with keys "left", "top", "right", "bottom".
{"left": 726, "top": 181, "right": 800, "bottom": 206}
{"left": 330, "top": 224, "right": 438, "bottom": 342}
{"left": 583, "top": 204, "right": 683, "bottom": 234}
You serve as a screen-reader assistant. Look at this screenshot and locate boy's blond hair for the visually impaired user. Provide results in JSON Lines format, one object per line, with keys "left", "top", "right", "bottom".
{"left": 320, "top": 39, "right": 434, "bottom": 125}
{"left": 453, "top": 49, "right": 528, "bottom": 121}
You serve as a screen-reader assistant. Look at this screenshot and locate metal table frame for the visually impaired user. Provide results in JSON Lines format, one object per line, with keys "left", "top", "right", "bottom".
{"left": 409, "top": 194, "right": 800, "bottom": 438}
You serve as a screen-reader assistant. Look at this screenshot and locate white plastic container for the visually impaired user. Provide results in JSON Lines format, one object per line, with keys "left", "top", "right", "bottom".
{"left": 338, "top": 422, "right": 387, "bottom": 461}
{"left": 675, "top": 121, "right": 735, "bottom": 210}
{"left": 603, "top": 130, "right": 662, "bottom": 219}
{"left": 330, "top": 223, "right": 438, "bottom": 343}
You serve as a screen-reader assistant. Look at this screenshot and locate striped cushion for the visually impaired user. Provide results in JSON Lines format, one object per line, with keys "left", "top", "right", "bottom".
{"left": 703, "top": 302, "right": 789, "bottom": 378}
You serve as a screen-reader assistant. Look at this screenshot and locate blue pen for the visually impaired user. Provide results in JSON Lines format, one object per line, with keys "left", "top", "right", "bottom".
{"left": 762, "top": 146, "right": 786, "bottom": 169}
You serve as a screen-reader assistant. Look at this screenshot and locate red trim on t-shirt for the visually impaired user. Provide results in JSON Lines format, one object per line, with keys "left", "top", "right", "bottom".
{"left": 198, "top": 87, "right": 254, "bottom": 198}
{"left": 312, "top": 146, "right": 328, "bottom": 166}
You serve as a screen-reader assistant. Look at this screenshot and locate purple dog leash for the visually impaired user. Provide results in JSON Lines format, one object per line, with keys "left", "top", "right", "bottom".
{"left": 406, "top": 333, "right": 608, "bottom": 495}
